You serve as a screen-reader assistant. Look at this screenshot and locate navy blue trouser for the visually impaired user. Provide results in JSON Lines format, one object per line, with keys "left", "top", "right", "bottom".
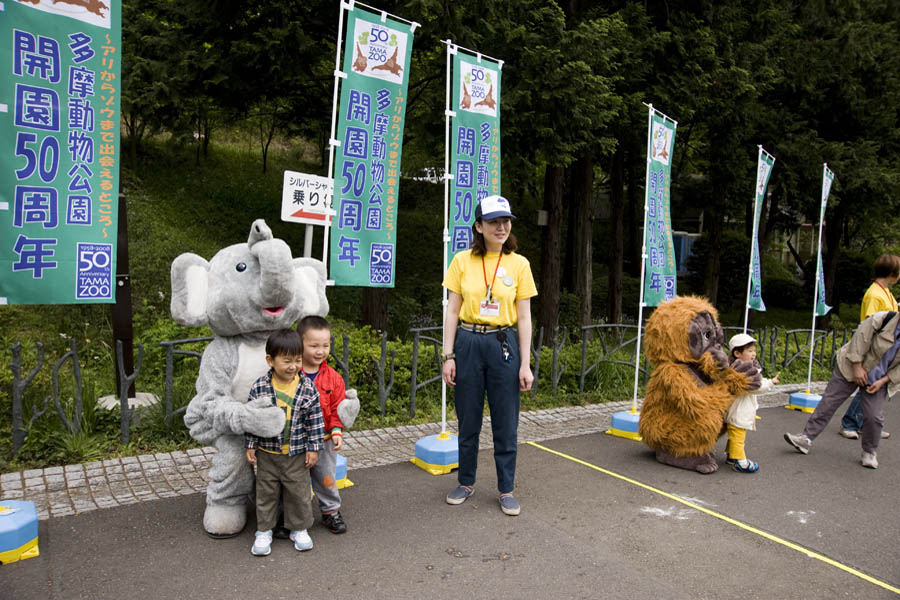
{"left": 453, "top": 327, "right": 521, "bottom": 494}
{"left": 840, "top": 391, "right": 864, "bottom": 432}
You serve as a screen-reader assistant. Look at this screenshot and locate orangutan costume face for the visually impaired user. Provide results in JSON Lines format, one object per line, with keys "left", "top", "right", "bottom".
{"left": 688, "top": 311, "right": 728, "bottom": 369}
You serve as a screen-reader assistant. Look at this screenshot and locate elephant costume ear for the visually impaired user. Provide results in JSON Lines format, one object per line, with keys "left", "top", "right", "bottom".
{"left": 170, "top": 253, "right": 211, "bottom": 327}
{"left": 292, "top": 257, "right": 329, "bottom": 317}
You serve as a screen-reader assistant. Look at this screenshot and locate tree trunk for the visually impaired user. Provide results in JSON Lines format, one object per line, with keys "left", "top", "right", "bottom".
{"left": 626, "top": 139, "right": 641, "bottom": 278}
{"left": 574, "top": 156, "right": 594, "bottom": 326}
{"left": 703, "top": 178, "right": 726, "bottom": 306}
{"left": 362, "top": 288, "right": 389, "bottom": 332}
{"left": 563, "top": 168, "right": 576, "bottom": 293}
{"left": 608, "top": 145, "right": 625, "bottom": 324}
{"left": 537, "top": 165, "right": 564, "bottom": 342}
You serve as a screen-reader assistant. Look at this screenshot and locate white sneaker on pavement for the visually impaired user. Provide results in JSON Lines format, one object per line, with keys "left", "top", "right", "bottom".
{"left": 839, "top": 428, "right": 859, "bottom": 439}
{"left": 251, "top": 530, "right": 273, "bottom": 556}
{"left": 861, "top": 451, "right": 878, "bottom": 469}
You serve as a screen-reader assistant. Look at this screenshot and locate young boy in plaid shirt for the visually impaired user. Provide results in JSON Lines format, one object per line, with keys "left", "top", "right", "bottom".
{"left": 245, "top": 328, "right": 324, "bottom": 556}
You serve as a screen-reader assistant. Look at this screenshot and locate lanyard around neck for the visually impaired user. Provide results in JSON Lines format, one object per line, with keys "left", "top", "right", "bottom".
{"left": 482, "top": 253, "right": 502, "bottom": 301}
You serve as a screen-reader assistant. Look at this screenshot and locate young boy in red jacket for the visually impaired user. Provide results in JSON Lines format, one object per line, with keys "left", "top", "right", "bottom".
{"left": 298, "top": 316, "right": 349, "bottom": 534}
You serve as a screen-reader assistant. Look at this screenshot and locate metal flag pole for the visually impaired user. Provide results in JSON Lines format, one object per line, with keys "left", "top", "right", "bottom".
{"left": 788, "top": 164, "right": 832, "bottom": 413}
{"left": 806, "top": 163, "right": 830, "bottom": 390}
{"left": 440, "top": 40, "right": 455, "bottom": 436}
{"left": 607, "top": 102, "right": 678, "bottom": 441}
{"left": 630, "top": 103, "right": 656, "bottom": 414}
{"left": 412, "top": 39, "right": 459, "bottom": 475}
{"left": 322, "top": 0, "right": 353, "bottom": 273}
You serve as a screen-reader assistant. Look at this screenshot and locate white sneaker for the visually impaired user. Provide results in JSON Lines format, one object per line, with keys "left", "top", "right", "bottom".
{"left": 839, "top": 428, "right": 859, "bottom": 439}
{"left": 861, "top": 451, "right": 878, "bottom": 469}
{"left": 290, "top": 529, "right": 313, "bottom": 551}
{"left": 251, "top": 530, "right": 273, "bottom": 556}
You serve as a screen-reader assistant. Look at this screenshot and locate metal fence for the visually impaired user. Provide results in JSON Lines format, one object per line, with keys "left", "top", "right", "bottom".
{"left": 7, "top": 323, "right": 851, "bottom": 456}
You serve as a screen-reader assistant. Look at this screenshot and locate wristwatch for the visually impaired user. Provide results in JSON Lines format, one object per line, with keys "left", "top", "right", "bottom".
{"left": 441, "top": 352, "right": 455, "bottom": 361}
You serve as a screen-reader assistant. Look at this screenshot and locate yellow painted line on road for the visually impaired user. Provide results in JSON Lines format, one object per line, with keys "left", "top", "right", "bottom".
{"left": 526, "top": 441, "right": 900, "bottom": 596}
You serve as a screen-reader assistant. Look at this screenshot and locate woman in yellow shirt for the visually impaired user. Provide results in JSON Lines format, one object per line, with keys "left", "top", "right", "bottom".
{"left": 839, "top": 253, "right": 900, "bottom": 440}
{"left": 441, "top": 195, "right": 538, "bottom": 516}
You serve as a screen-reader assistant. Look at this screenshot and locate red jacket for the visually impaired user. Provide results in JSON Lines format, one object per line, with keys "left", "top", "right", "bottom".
{"left": 305, "top": 361, "right": 345, "bottom": 440}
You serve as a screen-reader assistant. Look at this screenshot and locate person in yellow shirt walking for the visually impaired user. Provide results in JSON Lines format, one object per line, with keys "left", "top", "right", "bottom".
{"left": 838, "top": 254, "right": 900, "bottom": 440}
{"left": 441, "top": 195, "right": 538, "bottom": 516}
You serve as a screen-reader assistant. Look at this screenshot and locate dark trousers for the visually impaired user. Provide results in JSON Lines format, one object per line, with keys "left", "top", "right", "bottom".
{"left": 255, "top": 451, "right": 313, "bottom": 532}
{"left": 803, "top": 368, "right": 886, "bottom": 454}
{"left": 453, "top": 327, "right": 521, "bottom": 494}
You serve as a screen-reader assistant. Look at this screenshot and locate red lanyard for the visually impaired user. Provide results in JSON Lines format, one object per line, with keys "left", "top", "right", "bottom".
{"left": 482, "top": 253, "right": 502, "bottom": 301}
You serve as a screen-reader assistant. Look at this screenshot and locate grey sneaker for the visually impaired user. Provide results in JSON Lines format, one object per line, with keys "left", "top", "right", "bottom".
{"left": 446, "top": 485, "right": 474, "bottom": 505}
{"left": 784, "top": 432, "right": 811, "bottom": 454}
{"left": 861, "top": 451, "right": 878, "bottom": 469}
{"left": 499, "top": 494, "right": 521, "bottom": 516}
{"left": 839, "top": 428, "right": 859, "bottom": 439}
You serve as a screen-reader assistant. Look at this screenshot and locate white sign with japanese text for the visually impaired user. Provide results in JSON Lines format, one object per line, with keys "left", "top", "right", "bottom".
{"left": 281, "top": 171, "right": 334, "bottom": 225}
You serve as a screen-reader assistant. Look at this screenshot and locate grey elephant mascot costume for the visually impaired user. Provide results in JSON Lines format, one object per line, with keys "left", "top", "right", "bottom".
{"left": 171, "top": 219, "right": 358, "bottom": 537}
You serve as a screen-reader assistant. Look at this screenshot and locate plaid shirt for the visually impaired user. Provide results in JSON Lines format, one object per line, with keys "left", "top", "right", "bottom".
{"left": 244, "top": 369, "right": 324, "bottom": 456}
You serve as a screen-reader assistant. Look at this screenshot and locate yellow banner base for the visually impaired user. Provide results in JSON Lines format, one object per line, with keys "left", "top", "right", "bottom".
{"left": 410, "top": 457, "right": 458, "bottom": 475}
{"left": 605, "top": 428, "right": 643, "bottom": 442}
{"left": 785, "top": 404, "right": 815, "bottom": 414}
{"left": 0, "top": 537, "right": 38, "bottom": 565}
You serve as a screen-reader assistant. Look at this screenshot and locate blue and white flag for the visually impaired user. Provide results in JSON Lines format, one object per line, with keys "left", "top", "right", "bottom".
{"left": 748, "top": 147, "right": 775, "bottom": 311}
{"left": 815, "top": 165, "right": 835, "bottom": 316}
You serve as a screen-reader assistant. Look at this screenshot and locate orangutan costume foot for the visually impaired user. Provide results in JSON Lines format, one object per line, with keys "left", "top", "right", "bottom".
{"left": 655, "top": 450, "right": 719, "bottom": 474}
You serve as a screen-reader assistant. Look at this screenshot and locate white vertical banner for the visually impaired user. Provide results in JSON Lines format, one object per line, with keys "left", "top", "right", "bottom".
{"left": 806, "top": 163, "right": 835, "bottom": 388}
{"left": 743, "top": 146, "right": 775, "bottom": 331}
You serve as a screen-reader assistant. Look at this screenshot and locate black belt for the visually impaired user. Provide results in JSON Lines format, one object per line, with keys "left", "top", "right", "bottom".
{"left": 459, "top": 321, "right": 511, "bottom": 334}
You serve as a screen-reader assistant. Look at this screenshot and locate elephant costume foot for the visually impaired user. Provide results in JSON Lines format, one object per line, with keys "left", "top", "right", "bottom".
{"left": 203, "top": 503, "right": 248, "bottom": 538}
{"left": 655, "top": 449, "right": 719, "bottom": 474}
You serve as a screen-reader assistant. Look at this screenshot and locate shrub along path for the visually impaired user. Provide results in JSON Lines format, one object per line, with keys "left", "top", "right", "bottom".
{"left": 0, "top": 383, "right": 826, "bottom": 521}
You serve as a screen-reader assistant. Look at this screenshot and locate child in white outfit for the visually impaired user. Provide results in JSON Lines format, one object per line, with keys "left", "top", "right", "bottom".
{"left": 726, "top": 333, "right": 779, "bottom": 473}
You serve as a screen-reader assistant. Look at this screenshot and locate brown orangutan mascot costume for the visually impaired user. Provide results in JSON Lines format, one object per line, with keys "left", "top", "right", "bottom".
{"left": 638, "top": 296, "right": 761, "bottom": 473}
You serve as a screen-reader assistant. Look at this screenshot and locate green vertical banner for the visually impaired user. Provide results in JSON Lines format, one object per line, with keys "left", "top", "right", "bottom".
{"left": 815, "top": 165, "right": 835, "bottom": 316}
{"left": 448, "top": 49, "right": 501, "bottom": 260}
{"left": 642, "top": 107, "right": 678, "bottom": 306}
{"left": 1, "top": 1, "right": 121, "bottom": 304}
{"left": 330, "top": 6, "right": 415, "bottom": 287}
{"left": 748, "top": 147, "right": 775, "bottom": 311}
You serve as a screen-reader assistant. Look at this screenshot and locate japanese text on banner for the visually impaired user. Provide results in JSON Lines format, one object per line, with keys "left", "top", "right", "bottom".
{"left": 642, "top": 111, "right": 677, "bottom": 306}
{"left": 330, "top": 7, "right": 415, "bottom": 287}
{"left": 449, "top": 52, "right": 501, "bottom": 262}
{"left": 1, "top": 1, "right": 121, "bottom": 304}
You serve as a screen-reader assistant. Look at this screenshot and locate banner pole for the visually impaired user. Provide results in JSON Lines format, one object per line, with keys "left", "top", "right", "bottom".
{"left": 631, "top": 104, "right": 656, "bottom": 412}
{"left": 411, "top": 40, "right": 459, "bottom": 475}
{"left": 322, "top": 1, "right": 352, "bottom": 271}
{"left": 743, "top": 146, "right": 763, "bottom": 333}
{"left": 806, "top": 163, "right": 828, "bottom": 390}
{"left": 440, "top": 41, "right": 455, "bottom": 434}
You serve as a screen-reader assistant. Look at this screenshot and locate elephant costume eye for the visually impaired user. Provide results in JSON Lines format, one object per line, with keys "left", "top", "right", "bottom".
{"left": 235, "top": 262, "right": 247, "bottom": 272}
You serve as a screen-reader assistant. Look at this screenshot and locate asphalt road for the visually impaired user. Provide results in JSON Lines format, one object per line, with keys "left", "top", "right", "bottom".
{"left": 4, "top": 401, "right": 899, "bottom": 600}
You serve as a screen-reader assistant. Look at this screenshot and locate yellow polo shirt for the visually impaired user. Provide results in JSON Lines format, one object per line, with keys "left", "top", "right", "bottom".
{"left": 443, "top": 250, "right": 538, "bottom": 327}
{"left": 860, "top": 281, "right": 898, "bottom": 321}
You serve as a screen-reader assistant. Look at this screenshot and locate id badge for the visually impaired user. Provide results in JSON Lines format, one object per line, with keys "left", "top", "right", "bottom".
{"left": 479, "top": 298, "right": 501, "bottom": 317}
